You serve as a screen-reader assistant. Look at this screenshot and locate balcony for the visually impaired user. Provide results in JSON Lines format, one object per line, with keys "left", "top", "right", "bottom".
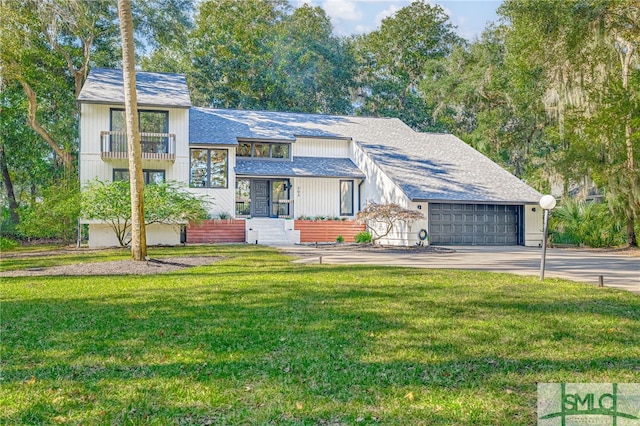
{"left": 100, "top": 131, "right": 176, "bottom": 161}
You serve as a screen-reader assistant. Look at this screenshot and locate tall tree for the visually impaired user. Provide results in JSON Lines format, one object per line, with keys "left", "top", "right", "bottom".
{"left": 118, "top": 0, "right": 146, "bottom": 260}
{"left": 352, "top": 0, "right": 462, "bottom": 131}
{"left": 189, "top": 0, "right": 355, "bottom": 113}
{"left": 422, "top": 25, "right": 552, "bottom": 184}
{"left": 271, "top": 4, "right": 355, "bottom": 114}
{"left": 190, "top": 0, "right": 288, "bottom": 109}
{"left": 500, "top": 0, "right": 640, "bottom": 246}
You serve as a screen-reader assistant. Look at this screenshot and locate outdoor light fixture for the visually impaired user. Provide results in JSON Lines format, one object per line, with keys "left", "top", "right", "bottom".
{"left": 539, "top": 194, "right": 557, "bottom": 280}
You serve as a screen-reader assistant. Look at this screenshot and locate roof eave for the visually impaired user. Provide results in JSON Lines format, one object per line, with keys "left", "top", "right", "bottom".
{"left": 409, "top": 197, "right": 542, "bottom": 205}
{"left": 77, "top": 99, "right": 192, "bottom": 109}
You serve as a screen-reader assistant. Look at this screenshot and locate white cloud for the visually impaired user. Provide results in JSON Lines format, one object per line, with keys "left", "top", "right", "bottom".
{"left": 374, "top": 4, "right": 401, "bottom": 26}
{"left": 354, "top": 24, "right": 372, "bottom": 34}
{"left": 322, "top": 0, "right": 363, "bottom": 22}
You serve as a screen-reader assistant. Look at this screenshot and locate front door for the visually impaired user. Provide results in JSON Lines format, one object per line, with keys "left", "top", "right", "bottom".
{"left": 252, "top": 180, "right": 270, "bottom": 217}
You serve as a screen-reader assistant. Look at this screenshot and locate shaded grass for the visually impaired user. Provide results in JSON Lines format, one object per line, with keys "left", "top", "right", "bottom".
{"left": 1, "top": 245, "right": 639, "bottom": 425}
{"left": 0, "top": 245, "right": 230, "bottom": 272}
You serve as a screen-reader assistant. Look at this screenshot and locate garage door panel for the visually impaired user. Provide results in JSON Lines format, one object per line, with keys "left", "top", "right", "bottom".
{"left": 430, "top": 203, "right": 520, "bottom": 246}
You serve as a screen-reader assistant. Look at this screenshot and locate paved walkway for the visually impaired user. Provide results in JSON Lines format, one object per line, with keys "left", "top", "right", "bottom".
{"left": 284, "top": 245, "right": 640, "bottom": 294}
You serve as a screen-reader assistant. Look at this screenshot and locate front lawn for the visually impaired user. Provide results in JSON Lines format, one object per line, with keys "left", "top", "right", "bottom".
{"left": 2, "top": 245, "right": 638, "bottom": 424}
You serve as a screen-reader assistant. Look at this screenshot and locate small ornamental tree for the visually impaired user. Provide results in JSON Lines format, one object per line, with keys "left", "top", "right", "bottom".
{"left": 356, "top": 202, "right": 424, "bottom": 245}
{"left": 82, "top": 180, "right": 210, "bottom": 246}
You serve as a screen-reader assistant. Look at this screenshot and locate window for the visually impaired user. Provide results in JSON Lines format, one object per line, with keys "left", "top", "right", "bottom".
{"left": 235, "top": 141, "right": 290, "bottom": 159}
{"left": 340, "top": 180, "right": 354, "bottom": 216}
{"left": 237, "top": 143, "right": 252, "bottom": 157}
{"left": 110, "top": 109, "right": 169, "bottom": 153}
{"left": 113, "top": 169, "right": 165, "bottom": 185}
{"left": 235, "top": 179, "right": 251, "bottom": 216}
{"left": 190, "top": 148, "right": 228, "bottom": 188}
{"left": 110, "top": 109, "right": 168, "bottom": 133}
{"left": 271, "top": 144, "right": 289, "bottom": 159}
{"left": 254, "top": 143, "right": 270, "bottom": 158}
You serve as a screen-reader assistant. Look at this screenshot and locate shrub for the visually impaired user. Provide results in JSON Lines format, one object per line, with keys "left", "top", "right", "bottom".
{"left": 82, "top": 180, "right": 210, "bottom": 246}
{"left": 17, "top": 182, "right": 80, "bottom": 242}
{"left": 550, "top": 199, "right": 625, "bottom": 248}
{"left": 0, "top": 237, "right": 18, "bottom": 251}
{"left": 336, "top": 235, "right": 344, "bottom": 243}
{"left": 354, "top": 231, "right": 372, "bottom": 244}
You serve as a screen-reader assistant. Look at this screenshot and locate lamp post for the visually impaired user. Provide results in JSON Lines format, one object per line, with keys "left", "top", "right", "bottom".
{"left": 539, "top": 194, "right": 557, "bottom": 280}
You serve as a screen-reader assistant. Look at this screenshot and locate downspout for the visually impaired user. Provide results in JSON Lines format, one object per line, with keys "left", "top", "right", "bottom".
{"left": 358, "top": 179, "right": 364, "bottom": 212}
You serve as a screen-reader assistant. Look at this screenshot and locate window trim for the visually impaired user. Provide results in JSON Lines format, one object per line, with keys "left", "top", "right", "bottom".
{"left": 340, "top": 180, "right": 354, "bottom": 216}
{"left": 190, "top": 148, "right": 229, "bottom": 189}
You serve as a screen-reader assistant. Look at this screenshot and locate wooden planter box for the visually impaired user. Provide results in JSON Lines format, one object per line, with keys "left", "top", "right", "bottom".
{"left": 294, "top": 220, "right": 365, "bottom": 243}
{"left": 187, "top": 219, "right": 246, "bottom": 243}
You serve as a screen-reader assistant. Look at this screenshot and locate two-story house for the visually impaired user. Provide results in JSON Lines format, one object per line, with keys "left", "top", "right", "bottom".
{"left": 78, "top": 68, "right": 544, "bottom": 247}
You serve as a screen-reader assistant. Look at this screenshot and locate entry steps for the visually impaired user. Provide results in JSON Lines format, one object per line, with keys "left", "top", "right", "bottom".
{"left": 245, "top": 218, "right": 300, "bottom": 245}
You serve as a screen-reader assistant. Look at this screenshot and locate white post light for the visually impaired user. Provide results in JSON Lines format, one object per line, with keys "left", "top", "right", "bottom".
{"left": 539, "top": 195, "right": 557, "bottom": 280}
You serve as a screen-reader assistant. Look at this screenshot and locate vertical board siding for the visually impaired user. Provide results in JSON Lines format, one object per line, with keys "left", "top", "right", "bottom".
{"left": 295, "top": 178, "right": 341, "bottom": 218}
{"left": 293, "top": 137, "right": 350, "bottom": 158}
{"left": 186, "top": 219, "right": 246, "bottom": 243}
{"left": 295, "top": 220, "right": 365, "bottom": 243}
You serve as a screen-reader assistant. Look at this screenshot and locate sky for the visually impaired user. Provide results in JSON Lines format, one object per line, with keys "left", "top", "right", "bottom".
{"left": 291, "top": 0, "right": 502, "bottom": 41}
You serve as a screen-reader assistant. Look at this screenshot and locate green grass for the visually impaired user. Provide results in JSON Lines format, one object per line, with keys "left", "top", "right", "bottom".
{"left": 2, "top": 245, "right": 638, "bottom": 425}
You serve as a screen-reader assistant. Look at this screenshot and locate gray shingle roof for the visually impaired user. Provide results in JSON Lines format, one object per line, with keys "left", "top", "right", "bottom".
{"left": 77, "top": 68, "right": 191, "bottom": 108}
{"left": 193, "top": 108, "right": 542, "bottom": 204}
{"left": 236, "top": 157, "right": 365, "bottom": 179}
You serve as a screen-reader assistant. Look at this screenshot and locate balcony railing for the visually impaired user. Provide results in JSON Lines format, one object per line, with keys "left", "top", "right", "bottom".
{"left": 100, "top": 131, "right": 176, "bottom": 161}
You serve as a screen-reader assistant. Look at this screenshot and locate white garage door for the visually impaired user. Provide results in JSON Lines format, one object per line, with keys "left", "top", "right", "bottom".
{"left": 429, "top": 203, "right": 521, "bottom": 245}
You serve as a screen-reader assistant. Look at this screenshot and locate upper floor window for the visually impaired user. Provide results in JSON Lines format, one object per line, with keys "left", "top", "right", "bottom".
{"left": 111, "top": 109, "right": 168, "bottom": 133}
{"left": 237, "top": 141, "right": 290, "bottom": 159}
{"left": 113, "top": 169, "right": 165, "bottom": 185}
{"left": 190, "top": 148, "right": 228, "bottom": 188}
{"left": 110, "top": 109, "right": 169, "bottom": 153}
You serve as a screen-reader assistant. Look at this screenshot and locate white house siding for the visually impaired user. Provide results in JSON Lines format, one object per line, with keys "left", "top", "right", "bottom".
{"left": 295, "top": 177, "right": 357, "bottom": 219}
{"left": 87, "top": 223, "right": 181, "bottom": 248}
{"left": 524, "top": 204, "right": 544, "bottom": 247}
{"left": 293, "top": 137, "right": 351, "bottom": 158}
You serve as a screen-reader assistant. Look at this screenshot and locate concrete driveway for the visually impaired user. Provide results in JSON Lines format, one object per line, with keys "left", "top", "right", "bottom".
{"left": 284, "top": 245, "right": 640, "bottom": 294}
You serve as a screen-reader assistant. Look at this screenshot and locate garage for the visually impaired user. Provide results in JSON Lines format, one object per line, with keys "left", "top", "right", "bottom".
{"left": 429, "top": 203, "right": 522, "bottom": 246}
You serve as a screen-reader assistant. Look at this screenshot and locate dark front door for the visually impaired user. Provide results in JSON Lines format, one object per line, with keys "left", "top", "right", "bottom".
{"left": 252, "top": 180, "right": 270, "bottom": 217}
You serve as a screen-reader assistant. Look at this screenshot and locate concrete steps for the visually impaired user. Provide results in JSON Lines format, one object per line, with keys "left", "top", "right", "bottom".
{"left": 245, "top": 218, "right": 300, "bottom": 245}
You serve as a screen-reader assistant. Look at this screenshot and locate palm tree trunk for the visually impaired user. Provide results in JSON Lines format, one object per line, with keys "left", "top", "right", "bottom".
{"left": 117, "top": 0, "right": 147, "bottom": 260}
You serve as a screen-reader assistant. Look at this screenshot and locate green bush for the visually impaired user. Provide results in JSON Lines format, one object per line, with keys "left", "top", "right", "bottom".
{"left": 17, "top": 182, "right": 80, "bottom": 242}
{"left": 354, "top": 231, "right": 372, "bottom": 244}
{"left": 0, "top": 237, "right": 18, "bottom": 251}
{"left": 336, "top": 235, "right": 344, "bottom": 243}
{"left": 549, "top": 199, "right": 625, "bottom": 248}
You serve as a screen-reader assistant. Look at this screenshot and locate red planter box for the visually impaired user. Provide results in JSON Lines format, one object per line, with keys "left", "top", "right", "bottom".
{"left": 295, "top": 220, "right": 365, "bottom": 243}
{"left": 187, "top": 219, "right": 246, "bottom": 243}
